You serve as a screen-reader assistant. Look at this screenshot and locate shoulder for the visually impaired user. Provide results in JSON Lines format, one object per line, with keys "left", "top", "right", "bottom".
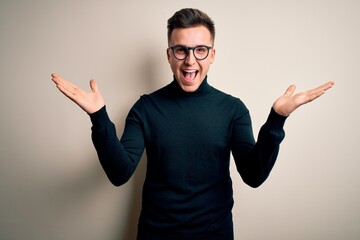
{"left": 129, "top": 84, "right": 172, "bottom": 113}
{"left": 210, "top": 85, "right": 248, "bottom": 110}
{"left": 140, "top": 83, "right": 172, "bottom": 101}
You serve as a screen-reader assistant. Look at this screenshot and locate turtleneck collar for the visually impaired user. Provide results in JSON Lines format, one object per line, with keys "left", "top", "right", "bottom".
{"left": 167, "top": 76, "right": 212, "bottom": 97}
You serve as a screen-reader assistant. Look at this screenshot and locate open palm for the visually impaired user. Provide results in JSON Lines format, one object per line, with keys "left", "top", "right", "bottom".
{"left": 273, "top": 81, "right": 334, "bottom": 117}
{"left": 51, "top": 73, "right": 105, "bottom": 114}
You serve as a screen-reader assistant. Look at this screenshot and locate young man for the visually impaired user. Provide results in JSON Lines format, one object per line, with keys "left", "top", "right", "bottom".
{"left": 52, "top": 8, "right": 333, "bottom": 240}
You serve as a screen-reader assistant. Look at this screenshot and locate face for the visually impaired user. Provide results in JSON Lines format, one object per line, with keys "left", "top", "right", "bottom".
{"left": 167, "top": 25, "right": 215, "bottom": 92}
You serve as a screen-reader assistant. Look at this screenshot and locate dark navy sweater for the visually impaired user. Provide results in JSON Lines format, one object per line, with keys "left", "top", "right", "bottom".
{"left": 90, "top": 78, "right": 286, "bottom": 239}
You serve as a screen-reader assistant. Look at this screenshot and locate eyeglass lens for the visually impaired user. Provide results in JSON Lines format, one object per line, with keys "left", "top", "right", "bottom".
{"left": 172, "top": 46, "right": 210, "bottom": 60}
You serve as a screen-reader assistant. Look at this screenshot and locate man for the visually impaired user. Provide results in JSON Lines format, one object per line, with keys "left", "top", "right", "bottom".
{"left": 51, "top": 8, "right": 334, "bottom": 240}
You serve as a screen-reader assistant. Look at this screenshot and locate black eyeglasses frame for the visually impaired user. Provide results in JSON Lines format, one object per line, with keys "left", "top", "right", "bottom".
{"left": 169, "top": 45, "right": 213, "bottom": 61}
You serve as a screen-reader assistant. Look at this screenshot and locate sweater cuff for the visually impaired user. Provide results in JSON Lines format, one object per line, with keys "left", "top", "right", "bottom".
{"left": 89, "top": 106, "right": 111, "bottom": 128}
{"left": 266, "top": 107, "right": 287, "bottom": 130}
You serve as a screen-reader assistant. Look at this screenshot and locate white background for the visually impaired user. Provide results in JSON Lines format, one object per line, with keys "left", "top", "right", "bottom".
{"left": 1, "top": 0, "right": 359, "bottom": 239}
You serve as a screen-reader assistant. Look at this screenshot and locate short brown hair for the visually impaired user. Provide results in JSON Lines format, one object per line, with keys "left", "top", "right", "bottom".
{"left": 167, "top": 8, "right": 215, "bottom": 43}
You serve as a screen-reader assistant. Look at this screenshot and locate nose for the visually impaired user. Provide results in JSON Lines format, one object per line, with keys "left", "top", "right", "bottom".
{"left": 184, "top": 49, "right": 196, "bottom": 65}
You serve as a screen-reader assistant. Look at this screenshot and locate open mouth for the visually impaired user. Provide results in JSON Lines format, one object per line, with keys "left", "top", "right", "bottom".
{"left": 182, "top": 70, "right": 198, "bottom": 82}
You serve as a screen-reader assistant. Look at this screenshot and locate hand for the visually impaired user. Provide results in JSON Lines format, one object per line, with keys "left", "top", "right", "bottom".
{"left": 51, "top": 73, "right": 105, "bottom": 114}
{"left": 273, "top": 81, "right": 334, "bottom": 117}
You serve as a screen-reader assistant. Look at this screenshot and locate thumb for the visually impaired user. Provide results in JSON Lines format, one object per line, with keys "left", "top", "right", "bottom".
{"left": 284, "top": 84, "right": 296, "bottom": 97}
{"left": 89, "top": 79, "right": 99, "bottom": 93}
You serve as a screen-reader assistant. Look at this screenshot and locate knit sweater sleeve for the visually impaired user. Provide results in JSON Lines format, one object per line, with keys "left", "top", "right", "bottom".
{"left": 89, "top": 105, "right": 145, "bottom": 186}
{"left": 231, "top": 107, "right": 287, "bottom": 188}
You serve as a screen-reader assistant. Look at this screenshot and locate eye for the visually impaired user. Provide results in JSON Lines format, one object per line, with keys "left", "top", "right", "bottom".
{"left": 195, "top": 46, "right": 207, "bottom": 54}
{"left": 174, "top": 46, "right": 187, "bottom": 54}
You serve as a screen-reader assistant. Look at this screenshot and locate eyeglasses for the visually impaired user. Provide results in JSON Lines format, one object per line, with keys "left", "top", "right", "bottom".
{"left": 169, "top": 45, "right": 212, "bottom": 60}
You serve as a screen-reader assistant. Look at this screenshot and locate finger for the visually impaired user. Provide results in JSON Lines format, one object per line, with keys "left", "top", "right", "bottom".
{"left": 51, "top": 73, "right": 62, "bottom": 84}
{"left": 52, "top": 74, "right": 81, "bottom": 94}
{"left": 284, "top": 84, "right": 296, "bottom": 97}
{"left": 316, "top": 81, "right": 333, "bottom": 93}
{"left": 51, "top": 73, "right": 67, "bottom": 83}
{"left": 52, "top": 73, "right": 72, "bottom": 88}
{"left": 89, "top": 79, "right": 98, "bottom": 93}
{"left": 321, "top": 81, "right": 335, "bottom": 92}
{"left": 303, "top": 81, "right": 334, "bottom": 103}
{"left": 308, "top": 81, "right": 335, "bottom": 97}
{"left": 314, "top": 81, "right": 334, "bottom": 91}
{"left": 55, "top": 81, "right": 81, "bottom": 102}
{"left": 52, "top": 74, "right": 84, "bottom": 101}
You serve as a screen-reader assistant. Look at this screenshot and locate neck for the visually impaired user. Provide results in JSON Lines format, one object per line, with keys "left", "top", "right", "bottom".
{"left": 169, "top": 76, "right": 211, "bottom": 97}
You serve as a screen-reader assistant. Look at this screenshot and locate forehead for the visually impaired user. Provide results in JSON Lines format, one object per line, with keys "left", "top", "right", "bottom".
{"left": 169, "top": 25, "right": 213, "bottom": 46}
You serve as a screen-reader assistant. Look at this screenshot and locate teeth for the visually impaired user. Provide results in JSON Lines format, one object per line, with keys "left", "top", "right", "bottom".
{"left": 183, "top": 70, "right": 197, "bottom": 73}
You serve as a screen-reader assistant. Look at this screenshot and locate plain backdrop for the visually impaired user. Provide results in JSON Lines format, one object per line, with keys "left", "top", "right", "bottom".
{"left": 1, "top": 0, "right": 359, "bottom": 239}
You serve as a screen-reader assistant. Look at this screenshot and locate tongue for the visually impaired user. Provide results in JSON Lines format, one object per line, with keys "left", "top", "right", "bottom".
{"left": 184, "top": 71, "right": 196, "bottom": 81}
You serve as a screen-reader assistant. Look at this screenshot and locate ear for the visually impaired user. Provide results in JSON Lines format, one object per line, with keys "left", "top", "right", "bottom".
{"left": 210, "top": 48, "right": 216, "bottom": 64}
{"left": 166, "top": 48, "right": 171, "bottom": 63}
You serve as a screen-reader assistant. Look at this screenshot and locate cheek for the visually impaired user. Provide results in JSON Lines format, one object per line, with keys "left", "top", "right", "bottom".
{"left": 200, "top": 61, "right": 211, "bottom": 72}
{"left": 168, "top": 60, "right": 181, "bottom": 73}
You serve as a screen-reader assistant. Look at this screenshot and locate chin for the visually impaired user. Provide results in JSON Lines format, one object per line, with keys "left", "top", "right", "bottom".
{"left": 175, "top": 73, "right": 203, "bottom": 92}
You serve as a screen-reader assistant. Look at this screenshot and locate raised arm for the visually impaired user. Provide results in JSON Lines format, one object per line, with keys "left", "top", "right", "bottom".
{"left": 51, "top": 73, "right": 143, "bottom": 186}
{"left": 273, "top": 81, "right": 334, "bottom": 117}
{"left": 51, "top": 73, "right": 105, "bottom": 114}
{"left": 233, "top": 81, "right": 334, "bottom": 187}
